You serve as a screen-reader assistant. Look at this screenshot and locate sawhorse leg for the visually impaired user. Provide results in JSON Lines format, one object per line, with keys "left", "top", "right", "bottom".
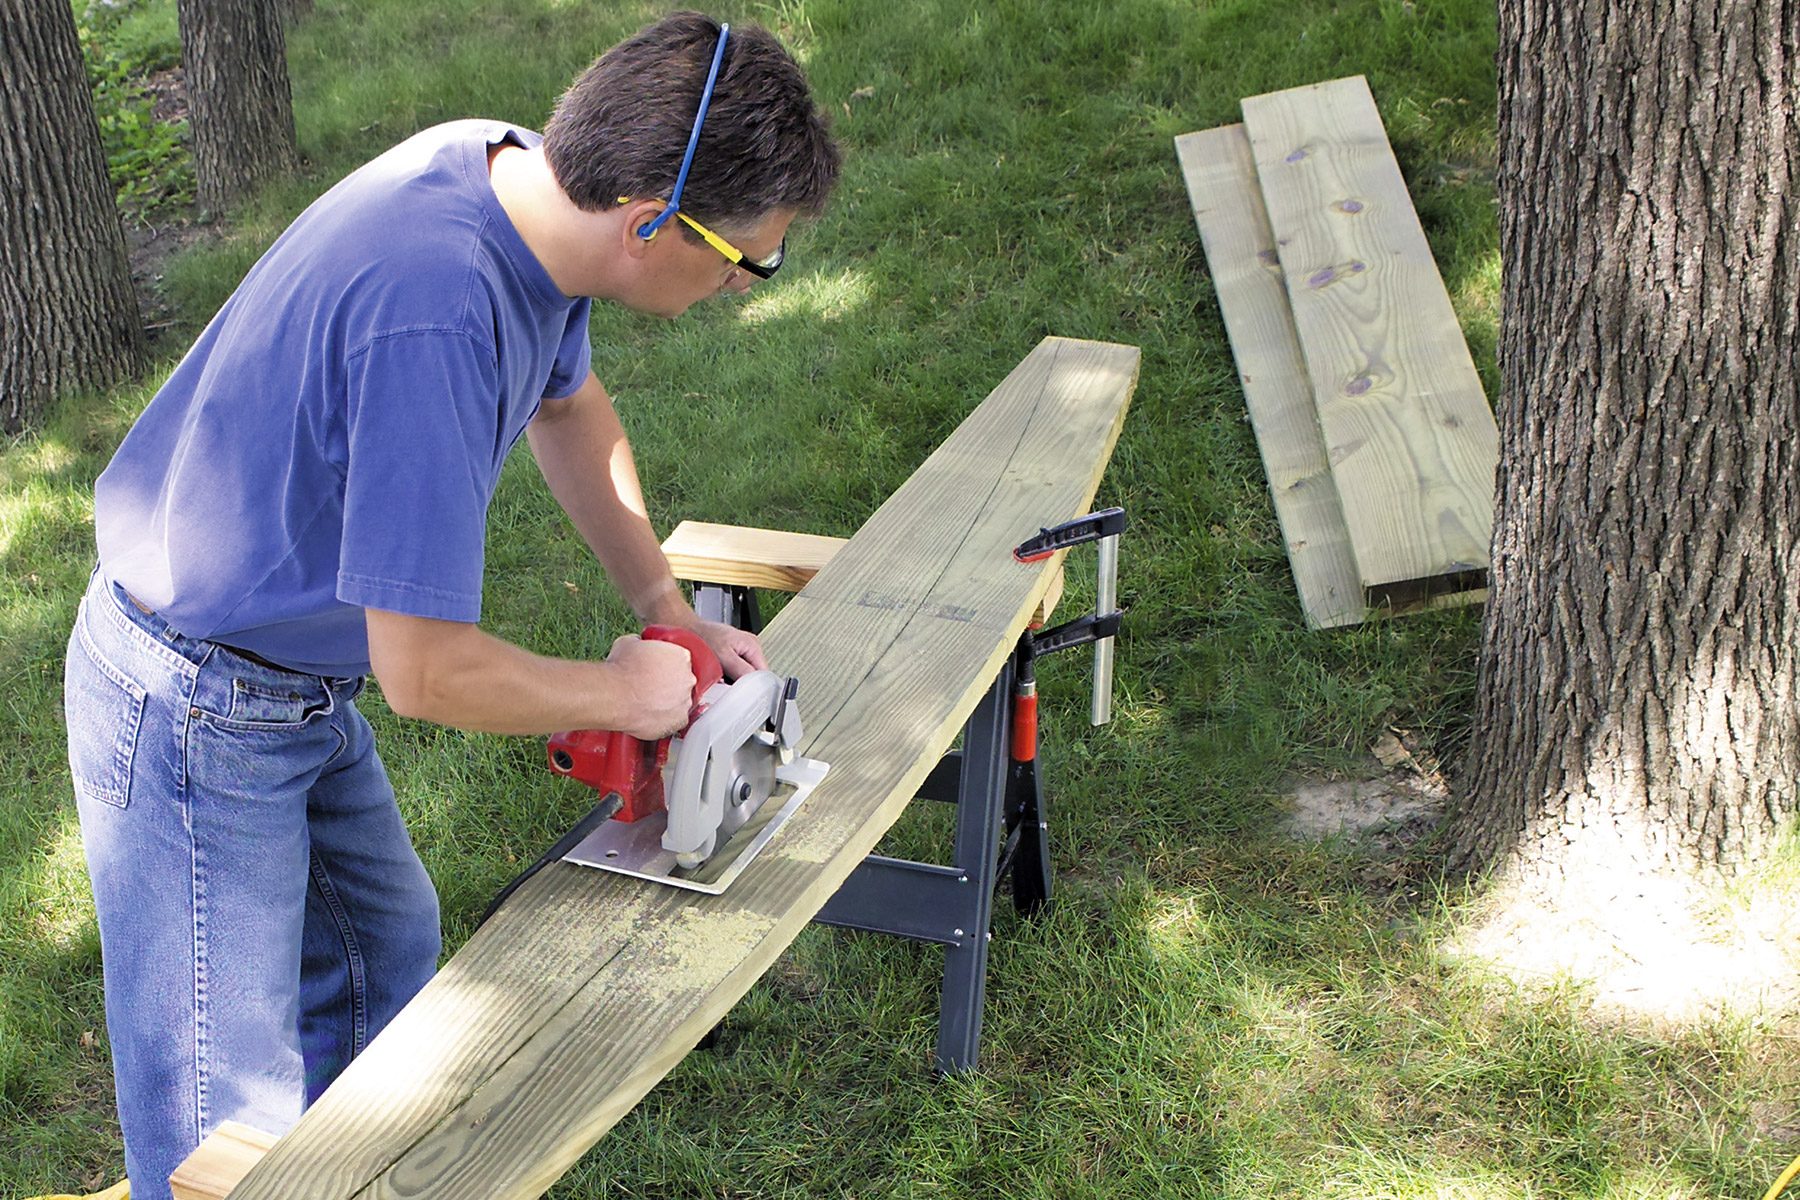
{"left": 813, "top": 657, "right": 1053, "bottom": 1072}
{"left": 692, "top": 580, "right": 1053, "bottom": 1073}
{"left": 692, "top": 581, "right": 761, "bottom": 633}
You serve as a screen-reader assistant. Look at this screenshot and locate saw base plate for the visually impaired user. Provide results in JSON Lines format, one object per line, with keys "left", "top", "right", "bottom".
{"left": 561, "top": 757, "right": 828, "bottom": 894}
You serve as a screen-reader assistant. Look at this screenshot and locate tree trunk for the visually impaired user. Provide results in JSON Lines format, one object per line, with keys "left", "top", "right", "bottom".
{"left": 1456, "top": 0, "right": 1800, "bottom": 885}
{"left": 0, "top": 0, "right": 146, "bottom": 433}
{"left": 177, "top": 0, "right": 299, "bottom": 214}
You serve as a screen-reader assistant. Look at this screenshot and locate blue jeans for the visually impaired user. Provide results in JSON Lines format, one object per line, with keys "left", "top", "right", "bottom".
{"left": 64, "top": 571, "right": 441, "bottom": 1200}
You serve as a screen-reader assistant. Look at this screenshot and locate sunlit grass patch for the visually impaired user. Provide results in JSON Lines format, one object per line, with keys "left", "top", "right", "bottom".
{"left": 737, "top": 267, "right": 874, "bottom": 326}
{"left": 0, "top": 484, "right": 91, "bottom": 565}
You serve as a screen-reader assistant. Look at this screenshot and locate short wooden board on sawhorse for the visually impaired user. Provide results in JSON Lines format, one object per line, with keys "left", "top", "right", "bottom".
{"left": 173, "top": 336, "right": 1138, "bottom": 1200}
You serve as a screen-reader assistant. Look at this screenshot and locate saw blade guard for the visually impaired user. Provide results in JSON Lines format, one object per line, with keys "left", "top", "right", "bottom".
{"left": 661, "top": 669, "right": 787, "bottom": 865}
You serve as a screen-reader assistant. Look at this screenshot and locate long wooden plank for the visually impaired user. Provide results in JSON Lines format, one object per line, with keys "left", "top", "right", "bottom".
{"left": 1175, "top": 124, "right": 1367, "bottom": 629}
{"left": 1174, "top": 124, "right": 1486, "bottom": 626}
{"left": 1240, "top": 76, "right": 1496, "bottom": 605}
{"left": 221, "top": 336, "right": 1138, "bottom": 1200}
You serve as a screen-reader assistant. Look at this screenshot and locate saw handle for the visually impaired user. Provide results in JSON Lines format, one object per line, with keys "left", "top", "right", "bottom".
{"left": 545, "top": 625, "right": 724, "bottom": 823}
{"left": 641, "top": 623, "right": 723, "bottom": 723}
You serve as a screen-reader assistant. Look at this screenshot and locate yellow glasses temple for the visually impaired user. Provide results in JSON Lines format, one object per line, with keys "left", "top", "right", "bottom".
{"left": 617, "top": 196, "right": 743, "bottom": 262}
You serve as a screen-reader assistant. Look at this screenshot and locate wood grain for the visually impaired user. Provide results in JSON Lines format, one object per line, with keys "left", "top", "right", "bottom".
{"left": 1175, "top": 123, "right": 1486, "bottom": 625}
{"left": 220, "top": 336, "right": 1138, "bottom": 1200}
{"left": 1176, "top": 124, "right": 1367, "bottom": 629}
{"left": 170, "top": 1122, "right": 278, "bottom": 1200}
{"left": 660, "top": 521, "right": 845, "bottom": 592}
{"left": 1240, "top": 75, "right": 1497, "bottom": 603}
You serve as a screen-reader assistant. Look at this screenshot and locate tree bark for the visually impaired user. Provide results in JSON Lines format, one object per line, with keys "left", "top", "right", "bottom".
{"left": 1456, "top": 0, "right": 1800, "bottom": 883}
{"left": 0, "top": 0, "right": 146, "bottom": 433}
{"left": 177, "top": 0, "right": 299, "bottom": 214}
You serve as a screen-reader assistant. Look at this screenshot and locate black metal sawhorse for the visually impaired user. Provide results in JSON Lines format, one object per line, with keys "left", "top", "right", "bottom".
{"left": 695, "top": 583, "right": 1052, "bottom": 1073}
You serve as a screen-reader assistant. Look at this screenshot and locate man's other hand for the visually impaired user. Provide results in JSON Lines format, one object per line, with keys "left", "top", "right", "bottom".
{"left": 605, "top": 634, "right": 697, "bottom": 738}
{"left": 691, "top": 619, "right": 768, "bottom": 679}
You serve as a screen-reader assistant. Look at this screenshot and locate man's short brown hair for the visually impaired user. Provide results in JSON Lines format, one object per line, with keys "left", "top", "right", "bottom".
{"left": 543, "top": 11, "right": 840, "bottom": 236}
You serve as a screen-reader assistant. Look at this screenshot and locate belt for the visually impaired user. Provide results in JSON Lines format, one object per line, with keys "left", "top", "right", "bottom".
{"left": 122, "top": 590, "right": 297, "bottom": 674}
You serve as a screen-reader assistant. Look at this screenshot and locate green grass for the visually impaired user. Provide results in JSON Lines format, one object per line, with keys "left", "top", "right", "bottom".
{"left": 6, "top": 0, "right": 1798, "bottom": 1196}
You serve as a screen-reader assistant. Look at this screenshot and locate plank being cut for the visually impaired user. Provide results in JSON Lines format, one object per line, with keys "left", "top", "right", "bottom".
{"left": 660, "top": 520, "right": 1065, "bottom": 625}
{"left": 1240, "top": 75, "right": 1496, "bottom": 605}
{"left": 221, "top": 336, "right": 1138, "bottom": 1200}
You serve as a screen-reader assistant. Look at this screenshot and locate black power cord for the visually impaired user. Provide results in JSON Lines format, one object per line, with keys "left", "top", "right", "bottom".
{"left": 479, "top": 792, "right": 624, "bottom": 928}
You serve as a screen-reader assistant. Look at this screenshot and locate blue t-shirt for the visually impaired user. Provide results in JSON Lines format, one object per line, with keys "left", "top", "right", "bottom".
{"left": 95, "top": 120, "right": 592, "bottom": 677}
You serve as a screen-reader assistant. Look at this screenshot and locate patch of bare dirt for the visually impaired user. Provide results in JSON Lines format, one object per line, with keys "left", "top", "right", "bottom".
{"left": 1280, "top": 730, "right": 1800, "bottom": 1030}
{"left": 1281, "top": 726, "right": 1450, "bottom": 856}
{"left": 141, "top": 65, "right": 188, "bottom": 123}
{"left": 1443, "top": 861, "right": 1800, "bottom": 1027}
{"left": 123, "top": 217, "right": 206, "bottom": 329}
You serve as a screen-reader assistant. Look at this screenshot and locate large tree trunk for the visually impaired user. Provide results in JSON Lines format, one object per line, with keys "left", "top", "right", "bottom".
{"left": 1456, "top": 0, "right": 1800, "bottom": 885}
{"left": 177, "top": 0, "right": 299, "bottom": 214}
{"left": 0, "top": 0, "right": 146, "bottom": 432}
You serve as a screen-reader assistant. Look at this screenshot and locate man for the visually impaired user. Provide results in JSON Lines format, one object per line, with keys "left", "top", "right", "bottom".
{"left": 61, "top": 12, "right": 839, "bottom": 1198}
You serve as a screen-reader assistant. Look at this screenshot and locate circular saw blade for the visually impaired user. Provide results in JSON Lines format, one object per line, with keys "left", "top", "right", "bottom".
{"left": 715, "top": 737, "right": 779, "bottom": 844}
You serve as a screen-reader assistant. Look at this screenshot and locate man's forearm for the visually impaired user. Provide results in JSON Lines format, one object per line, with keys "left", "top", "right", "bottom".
{"left": 365, "top": 609, "right": 693, "bottom": 737}
{"left": 528, "top": 373, "right": 693, "bottom": 626}
{"left": 371, "top": 617, "right": 627, "bottom": 734}
{"left": 526, "top": 372, "right": 768, "bottom": 678}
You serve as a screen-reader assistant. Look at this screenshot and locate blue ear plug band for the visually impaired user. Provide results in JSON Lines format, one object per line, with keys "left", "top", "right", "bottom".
{"left": 637, "top": 22, "right": 731, "bottom": 240}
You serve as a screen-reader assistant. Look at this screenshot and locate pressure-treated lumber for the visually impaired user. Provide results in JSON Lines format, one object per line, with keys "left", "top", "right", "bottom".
{"left": 1240, "top": 75, "right": 1496, "bottom": 605}
{"left": 661, "top": 520, "right": 1066, "bottom": 625}
{"left": 174, "top": 526, "right": 1067, "bottom": 1199}
{"left": 169, "top": 1122, "right": 276, "bottom": 1200}
{"left": 660, "top": 521, "right": 844, "bottom": 593}
{"left": 1176, "top": 124, "right": 1365, "bottom": 629}
{"left": 216, "top": 336, "right": 1137, "bottom": 1200}
{"left": 1175, "top": 123, "right": 1485, "bottom": 626}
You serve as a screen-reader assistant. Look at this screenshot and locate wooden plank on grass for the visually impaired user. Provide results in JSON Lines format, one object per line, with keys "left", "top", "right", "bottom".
{"left": 221, "top": 336, "right": 1138, "bottom": 1200}
{"left": 1175, "top": 123, "right": 1367, "bottom": 629}
{"left": 1240, "top": 75, "right": 1497, "bottom": 607}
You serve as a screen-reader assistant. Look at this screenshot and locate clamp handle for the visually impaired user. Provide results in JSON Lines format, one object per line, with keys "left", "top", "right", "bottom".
{"left": 1013, "top": 508, "right": 1127, "bottom": 727}
{"left": 1013, "top": 506, "right": 1127, "bottom": 563}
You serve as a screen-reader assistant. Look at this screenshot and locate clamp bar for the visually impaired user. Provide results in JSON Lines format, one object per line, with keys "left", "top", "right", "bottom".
{"left": 1093, "top": 531, "right": 1119, "bottom": 726}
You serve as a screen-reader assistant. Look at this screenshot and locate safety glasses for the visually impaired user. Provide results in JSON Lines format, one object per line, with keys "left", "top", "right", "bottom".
{"left": 625, "top": 22, "right": 786, "bottom": 280}
{"left": 621, "top": 198, "right": 787, "bottom": 280}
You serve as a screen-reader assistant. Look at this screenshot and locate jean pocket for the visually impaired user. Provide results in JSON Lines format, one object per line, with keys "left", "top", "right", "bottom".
{"left": 194, "top": 675, "right": 334, "bottom": 732}
{"left": 67, "top": 617, "right": 149, "bottom": 809}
